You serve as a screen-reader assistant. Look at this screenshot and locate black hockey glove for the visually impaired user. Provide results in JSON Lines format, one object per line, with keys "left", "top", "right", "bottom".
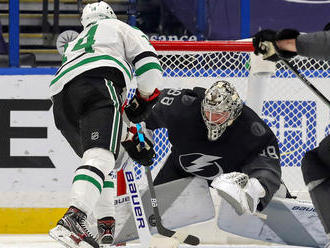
{"left": 253, "top": 29, "right": 280, "bottom": 61}
{"left": 253, "top": 29, "right": 300, "bottom": 61}
{"left": 124, "top": 88, "right": 160, "bottom": 123}
{"left": 121, "top": 126, "right": 155, "bottom": 166}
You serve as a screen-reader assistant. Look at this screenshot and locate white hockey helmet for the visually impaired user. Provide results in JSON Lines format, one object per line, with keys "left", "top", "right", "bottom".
{"left": 81, "top": 1, "right": 117, "bottom": 28}
{"left": 201, "top": 81, "right": 243, "bottom": 141}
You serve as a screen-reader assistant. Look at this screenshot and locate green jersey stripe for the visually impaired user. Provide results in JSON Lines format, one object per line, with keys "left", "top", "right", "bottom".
{"left": 50, "top": 55, "right": 132, "bottom": 86}
{"left": 73, "top": 174, "right": 102, "bottom": 193}
{"left": 103, "top": 181, "right": 114, "bottom": 188}
{"left": 106, "top": 80, "right": 121, "bottom": 154}
{"left": 135, "top": 62, "right": 162, "bottom": 76}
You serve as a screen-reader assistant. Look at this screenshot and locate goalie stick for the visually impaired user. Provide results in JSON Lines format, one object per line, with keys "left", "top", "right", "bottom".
{"left": 281, "top": 59, "right": 330, "bottom": 107}
{"left": 121, "top": 158, "right": 152, "bottom": 247}
{"left": 135, "top": 123, "right": 200, "bottom": 246}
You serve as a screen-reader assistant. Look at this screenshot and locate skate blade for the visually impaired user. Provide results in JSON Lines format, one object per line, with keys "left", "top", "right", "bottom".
{"left": 49, "top": 225, "right": 95, "bottom": 248}
{"left": 99, "top": 245, "right": 112, "bottom": 248}
{"left": 217, "top": 189, "right": 245, "bottom": 215}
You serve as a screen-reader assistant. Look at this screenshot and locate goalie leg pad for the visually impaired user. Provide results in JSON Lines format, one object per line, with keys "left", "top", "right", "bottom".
{"left": 309, "top": 178, "right": 330, "bottom": 234}
{"left": 113, "top": 177, "right": 214, "bottom": 244}
{"left": 301, "top": 148, "right": 330, "bottom": 185}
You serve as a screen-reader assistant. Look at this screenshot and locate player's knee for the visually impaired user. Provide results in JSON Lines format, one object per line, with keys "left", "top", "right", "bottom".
{"left": 82, "top": 148, "right": 115, "bottom": 175}
{"left": 318, "top": 135, "right": 330, "bottom": 167}
{"left": 301, "top": 149, "right": 329, "bottom": 185}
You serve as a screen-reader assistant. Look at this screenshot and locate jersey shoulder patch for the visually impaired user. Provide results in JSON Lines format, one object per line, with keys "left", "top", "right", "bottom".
{"left": 250, "top": 121, "right": 267, "bottom": 137}
{"left": 181, "top": 88, "right": 204, "bottom": 106}
{"left": 181, "top": 94, "right": 197, "bottom": 106}
{"left": 240, "top": 105, "right": 271, "bottom": 138}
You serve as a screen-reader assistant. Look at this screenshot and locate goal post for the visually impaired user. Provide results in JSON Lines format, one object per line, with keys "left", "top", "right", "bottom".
{"left": 130, "top": 40, "right": 330, "bottom": 200}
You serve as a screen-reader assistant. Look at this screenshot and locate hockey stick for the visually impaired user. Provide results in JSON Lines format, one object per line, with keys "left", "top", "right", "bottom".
{"left": 281, "top": 59, "right": 330, "bottom": 107}
{"left": 121, "top": 158, "right": 152, "bottom": 247}
{"left": 135, "top": 123, "right": 200, "bottom": 246}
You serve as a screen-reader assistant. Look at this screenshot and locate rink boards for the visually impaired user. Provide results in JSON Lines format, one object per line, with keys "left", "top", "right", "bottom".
{"left": 0, "top": 71, "right": 329, "bottom": 246}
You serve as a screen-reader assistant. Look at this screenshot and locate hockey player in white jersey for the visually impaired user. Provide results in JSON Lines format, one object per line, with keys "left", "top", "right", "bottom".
{"left": 49, "top": 2, "right": 162, "bottom": 248}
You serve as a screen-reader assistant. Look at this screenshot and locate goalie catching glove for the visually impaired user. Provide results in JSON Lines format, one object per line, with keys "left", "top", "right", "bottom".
{"left": 121, "top": 126, "right": 155, "bottom": 166}
{"left": 253, "top": 29, "right": 300, "bottom": 61}
{"left": 125, "top": 89, "right": 160, "bottom": 123}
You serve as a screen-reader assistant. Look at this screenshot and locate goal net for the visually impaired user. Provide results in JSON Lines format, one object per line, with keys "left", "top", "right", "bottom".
{"left": 129, "top": 40, "right": 330, "bottom": 200}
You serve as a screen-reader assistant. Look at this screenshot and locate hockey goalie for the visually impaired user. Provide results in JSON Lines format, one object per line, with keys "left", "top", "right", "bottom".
{"left": 117, "top": 80, "right": 329, "bottom": 248}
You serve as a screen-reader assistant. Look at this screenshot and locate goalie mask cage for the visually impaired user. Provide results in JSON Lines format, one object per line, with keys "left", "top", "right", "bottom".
{"left": 129, "top": 40, "right": 330, "bottom": 200}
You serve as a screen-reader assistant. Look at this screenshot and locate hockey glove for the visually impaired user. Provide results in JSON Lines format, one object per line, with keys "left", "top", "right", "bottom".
{"left": 121, "top": 127, "right": 155, "bottom": 166}
{"left": 253, "top": 29, "right": 280, "bottom": 62}
{"left": 124, "top": 88, "right": 160, "bottom": 123}
{"left": 253, "top": 29, "right": 300, "bottom": 61}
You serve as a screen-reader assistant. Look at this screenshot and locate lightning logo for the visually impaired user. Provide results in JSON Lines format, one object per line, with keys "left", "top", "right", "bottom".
{"left": 179, "top": 153, "right": 223, "bottom": 180}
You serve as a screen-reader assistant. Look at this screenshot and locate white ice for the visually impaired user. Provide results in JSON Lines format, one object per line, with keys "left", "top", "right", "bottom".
{"left": 0, "top": 235, "right": 309, "bottom": 248}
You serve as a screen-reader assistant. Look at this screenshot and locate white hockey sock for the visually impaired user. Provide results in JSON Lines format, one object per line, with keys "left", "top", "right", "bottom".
{"left": 70, "top": 177, "right": 101, "bottom": 215}
{"left": 70, "top": 148, "right": 115, "bottom": 215}
{"left": 94, "top": 173, "right": 116, "bottom": 220}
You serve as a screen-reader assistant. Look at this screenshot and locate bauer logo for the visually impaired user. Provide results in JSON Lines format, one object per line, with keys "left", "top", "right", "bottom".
{"left": 292, "top": 206, "right": 316, "bottom": 212}
{"left": 114, "top": 195, "right": 130, "bottom": 206}
{"left": 125, "top": 171, "right": 146, "bottom": 229}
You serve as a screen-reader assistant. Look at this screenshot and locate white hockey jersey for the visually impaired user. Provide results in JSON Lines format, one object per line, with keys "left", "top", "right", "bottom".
{"left": 50, "top": 19, "right": 162, "bottom": 96}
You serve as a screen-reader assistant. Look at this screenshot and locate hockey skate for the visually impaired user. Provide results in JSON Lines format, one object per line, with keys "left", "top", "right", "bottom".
{"left": 211, "top": 172, "right": 265, "bottom": 215}
{"left": 97, "top": 217, "right": 126, "bottom": 247}
{"left": 49, "top": 206, "right": 99, "bottom": 248}
{"left": 97, "top": 217, "right": 115, "bottom": 247}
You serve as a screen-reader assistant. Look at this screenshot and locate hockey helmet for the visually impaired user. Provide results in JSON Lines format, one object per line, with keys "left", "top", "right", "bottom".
{"left": 81, "top": 1, "right": 117, "bottom": 29}
{"left": 201, "top": 81, "right": 243, "bottom": 141}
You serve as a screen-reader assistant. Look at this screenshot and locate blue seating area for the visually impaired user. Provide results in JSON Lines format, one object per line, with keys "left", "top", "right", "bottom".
{"left": 2, "top": 0, "right": 330, "bottom": 67}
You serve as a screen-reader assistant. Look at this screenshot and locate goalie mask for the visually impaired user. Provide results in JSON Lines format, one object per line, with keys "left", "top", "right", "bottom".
{"left": 202, "top": 81, "right": 243, "bottom": 141}
{"left": 81, "top": 1, "right": 117, "bottom": 29}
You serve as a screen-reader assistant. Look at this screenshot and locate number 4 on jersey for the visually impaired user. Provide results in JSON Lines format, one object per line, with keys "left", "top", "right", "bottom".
{"left": 72, "top": 24, "right": 98, "bottom": 53}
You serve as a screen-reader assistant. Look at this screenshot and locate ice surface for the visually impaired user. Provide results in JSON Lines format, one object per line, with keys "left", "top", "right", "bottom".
{"left": 0, "top": 235, "right": 310, "bottom": 248}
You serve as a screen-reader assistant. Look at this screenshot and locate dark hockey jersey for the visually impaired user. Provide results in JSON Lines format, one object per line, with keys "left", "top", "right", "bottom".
{"left": 145, "top": 87, "right": 281, "bottom": 182}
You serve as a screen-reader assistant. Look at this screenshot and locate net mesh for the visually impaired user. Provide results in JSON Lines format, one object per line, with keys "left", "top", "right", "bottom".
{"left": 129, "top": 42, "right": 330, "bottom": 200}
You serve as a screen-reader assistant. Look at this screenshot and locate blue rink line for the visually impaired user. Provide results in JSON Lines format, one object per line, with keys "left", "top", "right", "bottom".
{"left": 0, "top": 68, "right": 57, "bottom": 75}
